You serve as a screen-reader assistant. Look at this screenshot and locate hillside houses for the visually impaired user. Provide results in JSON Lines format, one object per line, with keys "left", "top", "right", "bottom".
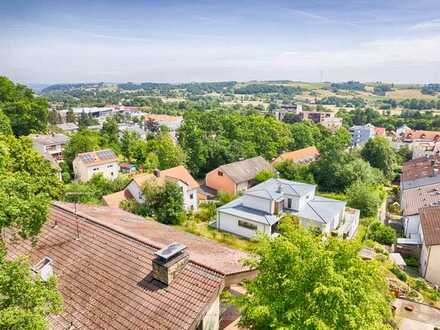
{"left": 215, "top": 178, "right": 359, "bottom": 240}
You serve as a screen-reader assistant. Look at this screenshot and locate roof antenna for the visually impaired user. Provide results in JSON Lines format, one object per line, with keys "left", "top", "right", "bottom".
{"left": 65, "top": 191, "right": 89, "bottom": 240}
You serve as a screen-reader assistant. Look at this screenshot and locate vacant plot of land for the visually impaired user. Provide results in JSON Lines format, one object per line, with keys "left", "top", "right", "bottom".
{"left": 386, "top": 89, "right": 437, "bottom": 100}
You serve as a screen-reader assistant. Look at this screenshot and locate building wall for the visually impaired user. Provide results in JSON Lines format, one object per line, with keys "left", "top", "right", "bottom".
{"left": 205, "top": 169, "right": 237, "bottom": 195}
{"left": 200, "top": 296, "right": 220, "bottom": 330}
{"left": 423, "top": 245, "right": 440, "bottom": 286}
{"left": 236, "top": 181, "right": 249, "bottom": 193}
{"left": 217, "top": 212, "right": 270, "bottom": 239}
{"left": 74, "top": 160, "right": 119, "bottom": 182}
{"left": 404, "top": 215, "right": 420, "bottom": 238}
{"left": 242, "top": 195, "right": 272, "bottom": 213}
{"left": 127, "top": 181, "right": 144, "bottom": 204}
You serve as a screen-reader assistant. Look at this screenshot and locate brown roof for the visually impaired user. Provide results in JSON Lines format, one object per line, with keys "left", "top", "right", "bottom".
{"left": 51, "top": 202, "right": 250, "bottom": 276}
{"left": 272, "top": 146, "right": 319, "bottom": 165}
{"left": 30, "top": 133, "right": 70, "bottom": 146}
{"left": 102, "top": 189, "right": 133, "bottom": 208}
{"left": 218, "top": 156, "right": 273, "bottom": 184}
{"left": 132, "top": 166, "right": 199, "bottom": 190}
{"left": 374, "top": 127, "right": 386, "bottom": 136}
{"left": 401, "top": 156, "right": 440, "bottom": 185}
{"left": 5, "top": 203, "right": 224, "bottom": 329}
{"left": 402, "top": 183, "right": 440, "bottom": 216}
{"left": 404, "top": 130, "right": 440, "bottom": 141}
{"left": 75, "top": 149, "right": 118, "bottom": 167}
{"left": 420, "top": 206, "right": 440, "bottom": 246}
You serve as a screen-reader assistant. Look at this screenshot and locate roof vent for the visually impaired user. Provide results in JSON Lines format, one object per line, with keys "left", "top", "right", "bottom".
{"left": 152, "top": 243, "right": 188, "bottom": 285}
{"left": 32, "top": 257, "right": 53, "bottom": 282}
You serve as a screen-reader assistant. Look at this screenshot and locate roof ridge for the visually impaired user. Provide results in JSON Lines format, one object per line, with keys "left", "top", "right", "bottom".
{"left": 51, "top": 202, "right": 226, "bottom": 277}
{"left": 306, "top": 202, "right": 328, "bottom": 224}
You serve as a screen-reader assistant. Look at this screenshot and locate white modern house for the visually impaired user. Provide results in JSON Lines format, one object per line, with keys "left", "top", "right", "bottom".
{"left": 215, "top": 178, "right": 359, "bottom": 239}
{"left": 73, "top": 149, "right": 119, "bottom": 182}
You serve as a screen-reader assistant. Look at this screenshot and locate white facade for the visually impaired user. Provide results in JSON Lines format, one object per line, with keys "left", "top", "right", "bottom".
{"left": 404, "top": 215, "right": 420, "bottom": 238}
{"left": 420, "top": 225, "right": 440, "bottom": 286}
{"left": 127, "top": 177, "right": 199, "bottom": 212}
{"left": 216, "top": 212, "right": 272, "bottom": 239}
{"left": 73, "top": 159, "right": 119, "bottom": 182}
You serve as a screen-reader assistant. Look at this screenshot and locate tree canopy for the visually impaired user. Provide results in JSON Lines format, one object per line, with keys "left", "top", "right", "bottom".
{"left": 361, "top": 136, "right": 397, "bottom": 179}
{"left": 0, "top": 76, "right": 49, "bottom": 136}
{"left": 232, "top": 221, "right": 392, "bottom": 330}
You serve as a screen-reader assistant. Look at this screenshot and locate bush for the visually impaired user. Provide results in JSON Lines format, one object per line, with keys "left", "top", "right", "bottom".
{"left": 368, "top": 222, "right": 396, "bottom": 245}
{"left": 346, "top": 182, "right": 382, "bottom": 217}
{"left": 254, "top": 169, "right": 276, "bottom": 183}
{"left": 390, "top": 265, "right": 407, "bottom": 282}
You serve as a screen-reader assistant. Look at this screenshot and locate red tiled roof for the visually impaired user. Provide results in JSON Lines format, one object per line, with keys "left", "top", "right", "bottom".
{"left": 102, "top": 189, "right": 133, "bottom": 208}
{"left": 404, "top": 130, "right": 440, "bottom": 141}
{"left": 374, "top": 127, "right": 386, "bottom": 136}
{"left": 401, "top": 156, "right": 440, "bottom": 183}
{"left": 272, "top": 146, "right": 320, "bottom": 165}
{"left": 420, "top": 206, "right": 440, "bottom": 246}
{"left": 5, "top": 204, "right": 224, "bottom": 329}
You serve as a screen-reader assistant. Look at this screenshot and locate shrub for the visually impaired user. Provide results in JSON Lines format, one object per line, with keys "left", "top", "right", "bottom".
{"left": 368, "top": 222, "right": 396, "bottom": 245}
{"left": 390, "top": 265, "right": 407, "bottom": 282}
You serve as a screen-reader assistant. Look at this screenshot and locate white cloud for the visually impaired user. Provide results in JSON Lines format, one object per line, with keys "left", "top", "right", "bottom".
{"left": 410, "top": 19, "right": 440, "bottom": 31}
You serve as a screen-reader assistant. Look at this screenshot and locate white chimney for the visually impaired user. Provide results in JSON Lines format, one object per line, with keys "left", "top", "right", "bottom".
{"left": 32, "top": 257, "right": 53, "bottom": 282}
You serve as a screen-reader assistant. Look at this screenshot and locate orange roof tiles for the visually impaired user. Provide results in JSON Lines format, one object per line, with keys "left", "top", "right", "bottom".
{"left": 404, "top": 130, "right": 440, "bottom": 141}
{"left": 144, "top": 114, "right": 183, "bottom": 122}
{"left": 420, "top": 206, "right": 440, "bottom": 246}
{"left": 102, "top": 189, "right": 133, "bottom": 208}
{"left": 402, "top": 183, "right": 440, "bottom": 216}
{"left": 5, "top": 203, "right": 224, "bottom": 329}
{"left": 132, "top": 166, "right": 199, "bottom": 190}
{"left": 75, "top": 149, "right": 118, "bottom": 167}
{"left": 272, "top": 146, "right": 320, "bottom": 165}
{"left": 374, "top": 127, "right": 386, "bottom": 136}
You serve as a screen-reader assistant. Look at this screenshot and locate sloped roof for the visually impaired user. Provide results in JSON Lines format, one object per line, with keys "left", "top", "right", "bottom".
{"left": 102, "top": 189, "right": 133, "bottom": 208}
{"left": 75, "top": 149, "right": 118, "bottom": 167}
{"left": 246, "top": 178, "right": 316, "bottom": 199}
{"left": 131, "top": 166, "right": 198, "bottom": 190}
{"left": 401, "top": 156, "right": 440, "bottom": 190}
{"left": 272, "top": 146, "right": 320, "bottom": 165}
{"left": 420, "top": 206, "right": 440, "bottom": 246}
{"left": 144, "top": 114, "right": 183, "bottom": 123}
{"left": 404, "top": 130, "right": 440, "bottom": 141}
{"left": 52, "top": 202, "right": 250, "bottom": 276}
{"left": 218, "top": 156, "right": 273, "bottom": 184}
{"left": 218, "top": 198, "right": 279, "bottom": 226}
{"left": 295, "top": 196, "right": 346, "bottom": 224}
{"left": 30, "top": 133, "right": 70, "bottom": 146}
{"left": 5, "top": 203, "right": 224, "bottom": 330}
{"left": 401, "top": 182, "right": 440, "bottom": 216}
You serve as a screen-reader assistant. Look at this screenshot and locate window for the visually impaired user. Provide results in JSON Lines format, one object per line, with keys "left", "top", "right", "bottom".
{"left": 107, "top": 164, "right": 113, "bottom": 168}
{"left": 93, "top": 167, "right": 99, "bottom": 171}
{"left": 218, "top": 171, "right": 223, "bottom": 176}
{"left": 190, "top": 193, "right": 194, "bottom": 199}
{"left": 287, "top": 198, "right": 292, "bottom": 209}
{"left": 238, "top": 220, "right": 257, "bottom": 231}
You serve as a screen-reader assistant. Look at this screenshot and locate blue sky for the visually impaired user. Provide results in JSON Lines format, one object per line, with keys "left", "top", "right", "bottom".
{"left": 2, "top": 0, "right": 440, "bottom": 83}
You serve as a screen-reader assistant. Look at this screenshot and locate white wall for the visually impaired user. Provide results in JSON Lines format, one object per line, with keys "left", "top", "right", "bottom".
{"left": 242, "top": 195, "right": 272, "bottom": 213}
{"left": 127, "top": 181, "right": 144, "bottom": 204}
{"left": 201, "top": 296, "right": 220, "bottom": 330}
{"left": 425, "top": 245, "right": 440, "bottom": 286}
{"left": 404, "top": 215, "right": 420, "bottom": 238}
{"left": 217, "top": 212, "right": 270, "bottom": 239}
{"left": 236, "top": 181, "right": 249, "bottom": 193}
{"left": 74, "top": 160, "right": 119, "bottom": 182}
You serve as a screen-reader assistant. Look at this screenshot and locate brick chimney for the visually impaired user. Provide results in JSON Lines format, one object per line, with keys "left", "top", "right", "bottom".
{"left": 153, "top": 169, "right": 161, "bottom": 178}
{"left": 152, "top": 243, "right": 189, "bottom": 285}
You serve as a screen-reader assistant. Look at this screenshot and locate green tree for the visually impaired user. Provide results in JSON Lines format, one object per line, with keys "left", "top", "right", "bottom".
{"left": 100, "top": 117, "right": 120, "bottom": 147}
{"left": 0, "top": 110, "right": 12, "bottom": 135}
{"left": 275, "top": 161, "right": 315, "bottom": 184}
{"left": 231, "top": 221, "right": 392, "bottom": 330}
{"left": 346, "top": 181, "right": 382, "bottom": 217}
{"left": 0, "top": 77, "right": 49, "bottom": 136}
{"left": 368, "top": 222, "right": 396, "bottom": 245}
{"left": 255, "top": 169, "right": 276, "bottom": 183}
{"left": 155, "top": 182, "right": 185, "bottom": 225}
{"left": 63, "top": 129, "right": 101, "bottom": 166}
{"left": 120, "top": 130, "right": 140, "bottom": 161}
{"left": 361, "top": 137, "right": 397, "bottom": 179}
{"left": 0, "top": 254, "right": 63, "bottom": 330}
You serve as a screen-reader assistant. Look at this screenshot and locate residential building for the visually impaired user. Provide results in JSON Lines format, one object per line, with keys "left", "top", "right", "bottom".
{"left": 215, "top": 178, "right": 359, "bottom": 240}
{"left": 419, "top": 206, "right": 440, "bottom": 285}
{"left": 396, "top": 125, "right": 411, "bottom": 138}
{"left": 205, "top": 156, "right": 273, "bottom": 195}
{"left": 73, "top": 149, "right": 119, "bottom": 182}
{"left": 71, "top": 106, "right": 114, "bottom": 118}
{"left": 321, "top": 117, "right": 343, "bottom": 132}
{"left": 403, "top": 130, "right": 440, "bottom": 143}
{"left": 274, "top": 104, "right": 302, "bottom": 121}
{"left": 398, "top": 129, "right": 440, "bottom": 156}
{"left": 118, "top": 123, "right": 147, "bottom": 139}
{"left": 300, "top": 110, "right": 335, "bottom": 124}
{"left": 104, "top": 166, "right": 200, "bottom": 211}
{"left": 400, "top": 156, "right": 440, "bottom": 192}
{"left": 349, "top": 123, "right": 376, "bottom": 146}
{"left": 272, "top": 146, "right": 320, "bottom": 165}
{"left": 30, "top": 133, "right": 70, "bottom": 162}
{"left": 144, "top": 114, "right": 183, "bottom": 140}
{"left": 56, "top": 122, "right": 79, "bottom": 133}
{"left": 412, "top": 141, "right": 440, "bottom": 159}
{"left": 5, "top": 201, "right": 255, "bottom": 329}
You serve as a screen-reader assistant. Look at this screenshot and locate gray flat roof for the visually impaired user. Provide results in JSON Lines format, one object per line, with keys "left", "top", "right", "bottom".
{"left": 246, "top": 178, "right": 316, "bottom": 199}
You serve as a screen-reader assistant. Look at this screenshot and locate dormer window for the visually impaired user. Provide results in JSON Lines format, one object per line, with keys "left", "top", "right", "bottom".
{"left": 218, "top": 171, "right": 223, "bottom": 176}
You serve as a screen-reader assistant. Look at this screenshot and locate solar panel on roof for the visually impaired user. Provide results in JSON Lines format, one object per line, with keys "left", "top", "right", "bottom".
{"left": 97, "top": 150, "right": 115, "bottom": 160}
{"left": 154, "top": 243, "right": 186, "bottom": 260}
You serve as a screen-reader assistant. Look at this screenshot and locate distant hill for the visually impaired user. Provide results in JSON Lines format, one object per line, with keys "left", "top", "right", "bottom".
{"left": 28, "top": 83, "right": 52, "bottom": 93}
